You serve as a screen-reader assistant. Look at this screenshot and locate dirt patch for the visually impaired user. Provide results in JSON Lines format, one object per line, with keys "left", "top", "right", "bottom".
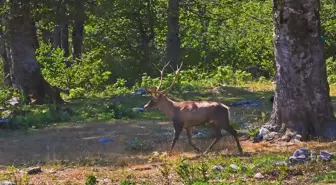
{"left": 0, "top": 120, "right": 242, "bottom": 166}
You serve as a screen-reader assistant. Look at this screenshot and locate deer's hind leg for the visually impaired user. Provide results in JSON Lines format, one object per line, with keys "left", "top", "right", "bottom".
{"left": 224, "top": 125, "right": 243, "bottom": 154}
{"left": 204, "top": 122, "right": 222, "bottom": 153}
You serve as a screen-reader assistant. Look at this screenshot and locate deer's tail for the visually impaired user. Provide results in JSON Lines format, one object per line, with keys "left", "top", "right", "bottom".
{"left": 220, "top": 103, "right": 231, "bottom": 120}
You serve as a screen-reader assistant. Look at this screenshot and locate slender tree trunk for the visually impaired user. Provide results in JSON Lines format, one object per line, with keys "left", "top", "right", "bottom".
{"left": 72, "top": 0, "right": 85, "bottom": 60}
{"left": 53, "top": 24, "right": 62, "bottom": 49}
{"left": 7, "top": 1, "right": 63, "bottom": 104}
{"left": 197, "top": 3, "right": 210, "bottom": 64}
{"left": 267, "top": 0, "right": 336, "bottom": 140}
{"left": 0, "top": 27, "right": 12, "bottom": 86}
{"left": 166, "top": 0, "right": 181, "bottom": 67}
{"left": 61, "top": 23, "right": 69, "bottom": 57}
{"left": 135, "top": 0, "right": 155, "bottom": 76}
{"left": 41, "top": 29, "right": 53, "bottom": 44}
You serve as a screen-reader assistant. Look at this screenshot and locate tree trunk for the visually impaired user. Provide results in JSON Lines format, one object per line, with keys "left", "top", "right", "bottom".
{"left": 7, "top": 1, "right": 63, "bottom": 104}
{"left": 166, "top": 0, "right": 181, "bottom": 67}
{"left": 41, "top": 29, "right": 54, "bottom": 44}
{"left": 53, "top": 24, "right": 62, "bottom": 49}
{"left": 134, "top": 0, "right": 155, "bottom": 76}
{"left": 0, "top": 27, "right": 12, "bottom": 86}
{"left": 30, "top": 20, "right": 39, "bottom": 50}
{"left": 268, "top": 0, "right": 336, "bottom": 140}
{"left": 72, "top": 0, "right": 85, "bottom": 60}
{"left": 61, "top": 23, "right": 69, "bottom": 57}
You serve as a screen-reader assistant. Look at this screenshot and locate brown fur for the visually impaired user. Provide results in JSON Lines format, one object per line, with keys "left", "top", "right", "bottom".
{"left": 144, "top": 93, "right": 243, "bottom": 154}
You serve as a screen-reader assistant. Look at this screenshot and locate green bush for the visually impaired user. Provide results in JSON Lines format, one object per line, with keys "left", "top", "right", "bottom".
{"left": 0, "top": 87, "right": 12, "bottom": 105}
{"left": 9, "top": 107, "right": 71, "bottom": 129}
{"left": 327, "top": 57, "right": 336, "bottom": 84}
{"left": 36, "top": 43, "right": 112, "bottom": 95}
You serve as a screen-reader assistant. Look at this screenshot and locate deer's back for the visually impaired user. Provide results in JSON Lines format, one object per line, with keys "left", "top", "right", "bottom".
{"left": 176, "top": 101, "right": 228, "bottom": 124}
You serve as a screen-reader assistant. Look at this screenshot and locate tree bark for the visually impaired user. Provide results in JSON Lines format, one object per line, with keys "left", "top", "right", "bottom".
{"left": 7, "top": 1, "right": 63, "bottom": 104}
{"left": 61, "top": 23, "right": 69, "bottom": 57}
{"left": 30, "top": 20, "right": 39, "bottom": 50}
{"left": 0, "top": 27, "right": 12, "bottom": 86}
{"left": 268, "top": 0, "right": 336, "bottom": 140}
{"left": 166, "top": 0, "right": 181, "bottom": 67}
{"left": 54, "top": 0, "right": 69, "bottom": 57}
{"left": 72, "top": 0, "right": 85, "bottom": 60}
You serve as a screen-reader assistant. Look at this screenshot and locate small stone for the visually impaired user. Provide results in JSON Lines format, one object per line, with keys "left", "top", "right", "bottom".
{"left": 281, "top": 135, "right": 291, "bottom": 142}
{"left": 103, "top": 178, "right": 111, "bottom": 183}
{"left": 320, "top": 151, "right": 334, "bottom": 161}
{"left": 293, "top": 148, "right": 310, "bottom": 158}
{"left": 230, "top": 164, "right": 239, "bottom": 170}
{"left": 0, "top": 181, "right": 16, "bottom": 185}
{"left": 294, "top": 134, "right": 302, "bottom": 141}
{"left": 254, "top": 172, "right": 264, "bottom": 179}
{"left": 259, "top": 127, "right": 270, "bottom": 137}
{"left": 27, "top": 166, "right": 42, "bottom": 175}
{"left": 212, "top": 165, "right": 224, "bottom": 171}
{"left": 264, "top": 132, "right": 280, "bottom": 141}
{"left": 285, "top": 129, "right": 295, "bottom": 137}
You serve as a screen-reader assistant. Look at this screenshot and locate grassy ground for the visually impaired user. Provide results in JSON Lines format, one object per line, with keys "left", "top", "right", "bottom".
{"left": 0, "top": 82, "right": 336, "bottom": 185}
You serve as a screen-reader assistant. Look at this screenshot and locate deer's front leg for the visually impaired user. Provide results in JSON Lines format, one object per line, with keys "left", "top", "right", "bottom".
{"left": 186, "top": 127, "right": 202, "bottom": 153}
{"left": 169, "top": 122, "right": 183, "bottom": 153}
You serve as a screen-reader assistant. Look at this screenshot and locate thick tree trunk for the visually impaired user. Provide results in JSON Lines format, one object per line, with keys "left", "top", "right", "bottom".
{"left": 268, "top": 0, "right": 336, "bottom": 140}
{"left": 0, "top": 27, "right": 12, "bottom": 86}
{"left": 7, "top": 2, "right": 63, "bottom": 104}
{"left": 166, "top": 0, "right": 181, "bottom": 67}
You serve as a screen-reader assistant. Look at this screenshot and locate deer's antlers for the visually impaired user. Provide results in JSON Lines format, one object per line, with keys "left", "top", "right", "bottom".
{"left": 162, "top": 61, "right": 183, "bottom": 95}
{"left": 153, "top": 61, "right": 170, "bottom": 91}
{"left": 152, "top": 61, "right": 183, "bottom": 95}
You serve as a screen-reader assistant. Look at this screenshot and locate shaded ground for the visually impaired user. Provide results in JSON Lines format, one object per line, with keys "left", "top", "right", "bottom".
{"left": 0, "top": 120, "right": 242, "bottom": 166}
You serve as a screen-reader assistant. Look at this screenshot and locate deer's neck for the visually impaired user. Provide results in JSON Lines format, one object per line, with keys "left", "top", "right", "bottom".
{"left": 159, "top": 96, "right": 178, "bottom": 119}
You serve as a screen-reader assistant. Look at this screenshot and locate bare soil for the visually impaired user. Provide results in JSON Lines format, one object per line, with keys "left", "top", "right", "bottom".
{"left": 0, "top": 120, "right": 335, "bottom": 185}
{"left": 0, "top": 120, "right": 243, "bottom": 165}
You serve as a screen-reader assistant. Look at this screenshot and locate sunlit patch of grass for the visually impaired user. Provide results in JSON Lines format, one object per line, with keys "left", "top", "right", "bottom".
{"left": 312, "top": 172, "right": 336, "bottom": 183}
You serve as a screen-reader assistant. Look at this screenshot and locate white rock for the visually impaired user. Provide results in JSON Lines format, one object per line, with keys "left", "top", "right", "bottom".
{"left": 254, "top": 172, "right": 264, "bottom": 179}
{"left": 0, "top": 181, "right": 16, "bottom": 185}
{"left": 230, "top": 164, "right": 239, "bottom": 170}
{"left": 259, "top": 127, "right": 270, "bottom": 137}
{"left": 212, "top": 165, "right": 224, "bottom": 171}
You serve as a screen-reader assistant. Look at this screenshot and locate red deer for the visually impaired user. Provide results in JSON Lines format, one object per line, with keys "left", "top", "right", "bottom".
{"left": 143, "top": 62, "right": 243, "bottom": 154}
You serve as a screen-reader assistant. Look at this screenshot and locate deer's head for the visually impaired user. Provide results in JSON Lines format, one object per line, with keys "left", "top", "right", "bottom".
{"left": 143, "top": 61, "right": 183, "bottom": 110}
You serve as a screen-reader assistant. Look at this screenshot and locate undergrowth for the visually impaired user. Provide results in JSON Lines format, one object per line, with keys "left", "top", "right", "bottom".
{"left": 0, "top": 68, "right": 277, "bottom": 131}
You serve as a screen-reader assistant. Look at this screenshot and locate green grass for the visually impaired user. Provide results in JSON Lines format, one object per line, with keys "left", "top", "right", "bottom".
{"left": 312, "top": 172, "right": 336, "bottom": 183}
{"left": 3, "top": 81, "right": 336, "bottom": 131}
